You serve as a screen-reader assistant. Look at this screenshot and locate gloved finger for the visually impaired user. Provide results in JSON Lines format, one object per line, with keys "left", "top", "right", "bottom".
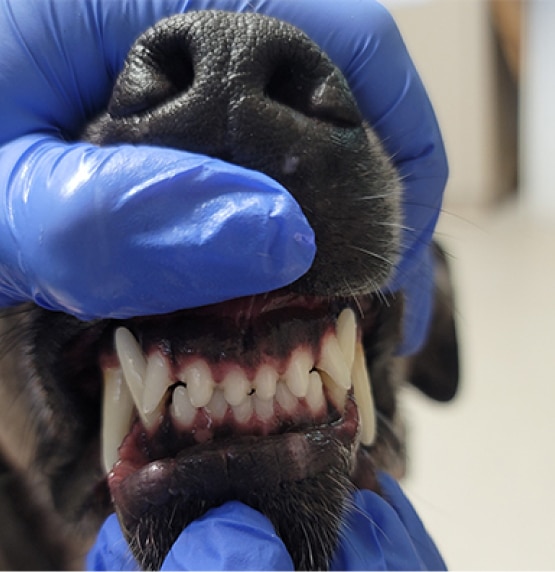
{"left": 86, "top": 514, "right": 139, "bottom": 571}
{"left": 0, "top": 136, "right": 315, "bottom": 319}
{"left": 378, "top": 472, "right": 447, "bottom": 570}
{"left": 161, "top": 501, "right": 293, "bottom": 571}
{"left": 331, "top": 478, "right": 446, "bottom": 571}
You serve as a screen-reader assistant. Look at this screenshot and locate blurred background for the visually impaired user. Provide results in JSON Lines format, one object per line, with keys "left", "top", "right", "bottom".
{"left": 381, "top": 0, "right": 555, "bottom": 569}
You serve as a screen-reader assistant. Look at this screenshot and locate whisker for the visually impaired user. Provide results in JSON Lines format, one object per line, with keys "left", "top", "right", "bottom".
{"left": 347, "top": 245, "right": 397, "bottom": 268}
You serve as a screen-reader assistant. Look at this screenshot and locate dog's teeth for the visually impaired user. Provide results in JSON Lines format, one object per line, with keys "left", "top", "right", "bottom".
{"left": 142, "top": 351, "right": 171, "bottom": 418}
{"left": 101, "top": 367, "right": 134, "bottom": 474}
{"left": 336, "top": 308, "right": 357, "bottom": 370}
{"left": 352, "top": 341, "right": 376, "bottom": 446}
{"left": 114, "top": 327, "right": 148, "bottom": 423}
{"left": 320, "top": 370, "right": 348, "bottom": 410}
{"left": 305, "top": 370, "right": 326, "bottom": 413}
{"left": 222, "top": 369, "right": 251, "bottom": 406}
{"left": 170, "top": 385, "right": 196, "bottom": 427}
{"left": 254, "top": 365, "right": 278, "bottom": 400}
{"left": 204, "top": 389, "right": 228, "bottom": 421}
{"left": 275, "top": 380, "right": 298, "bottom": 413}
{"left": 284, "top": 349, "right": 312, "bottom": 398}
{"left": 254, "top": 395, "right": 275, "bottom": 421}
{"left": 232, "top": 398, "right": 253, "bottom": 423}
{"left": 317, "top": 334, "right": 351, "bottom": 390}
{"left": 179, "top": 360, "right": 214, "bottom": 408}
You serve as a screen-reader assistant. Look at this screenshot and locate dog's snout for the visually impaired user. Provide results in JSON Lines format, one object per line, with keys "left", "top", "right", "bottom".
{"left": 84, "top": 10, "right": 401, "bottom": 298}
{"left": 87, "top": 11, "right": 362, "bottom": 159}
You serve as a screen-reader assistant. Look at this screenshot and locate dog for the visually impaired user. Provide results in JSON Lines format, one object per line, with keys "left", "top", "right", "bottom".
{"left": 0, "top": 11, "right": 458, "bottom": 570}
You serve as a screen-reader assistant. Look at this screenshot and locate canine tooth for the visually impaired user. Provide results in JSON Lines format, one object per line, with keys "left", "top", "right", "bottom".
{"left": 142, "top": 351, "right": 171, "bottom": 416}
{"left": 232, "top": 398, "right": 253, "bottom": 423}
{"left": 180, "top": 360, "right": 214, "bottom": 408}
{"left": 102, "top": 367, "right": 134, "bottom": 474}
{"left": 204, "top": 389, "right": 228, "bottom": 421}
{"left": 320, "top": 371, "right": 348, "bottom": 410}
{"left": 352, "top": 342, "right": 376, "bottom": 446}
{"left": 337, "top": 308, "right": 357, "bottom": 370}
{"left": 305, "top": 370, "right": 326, "bottom": 413}
{"left": 222, "top": 369, "right": 250, "bottom": 406}
{"left": 254, "top": 395, "right": 274, "bottom": 421}
{"left": 115, "top": 327, "right": 146, "bottom": 414}
{"left": 170, "top": 385, "right": 196, "bottom": 427}
{"left": 317, "top": 334, "right": 351, "bottom": 390}
{"left": 284, "top": 349, "right": 312, "bottom": 398}
{"left": 275, "top": 381, "right": 298, "bottom": 413}
{"left": 254, "top": 365, "right": 278, "bottom": 400}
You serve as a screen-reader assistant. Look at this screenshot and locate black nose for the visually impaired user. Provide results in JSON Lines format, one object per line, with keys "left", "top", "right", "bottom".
{"left": 85, "top": 11, "right": 362, "bottom": 162}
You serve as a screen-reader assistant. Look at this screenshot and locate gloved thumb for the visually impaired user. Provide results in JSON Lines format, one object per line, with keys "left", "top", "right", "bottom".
{"left": 86, "top": 503, "right": 293, "bottom": 571}
{"left": 161, "top": 502, "right": 293, "bottom": 571}
{"left": 0, "top": 135, "right": 315, "bottom": 318}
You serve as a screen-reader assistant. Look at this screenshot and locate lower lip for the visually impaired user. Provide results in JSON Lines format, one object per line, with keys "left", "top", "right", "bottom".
{"left": 109, "top": 395, "right": 359, "bottom": 528}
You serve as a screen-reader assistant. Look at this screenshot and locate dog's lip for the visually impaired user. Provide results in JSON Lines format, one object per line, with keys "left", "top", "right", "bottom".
{"left": 108, "top": 394, "right": 359, "bottom": 533}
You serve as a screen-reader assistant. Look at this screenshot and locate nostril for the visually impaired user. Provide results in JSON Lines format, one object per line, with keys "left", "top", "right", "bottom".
{"left": 264, "top": 60, "right": 362, "bottom": 129}
{"left": 109, "top": 38, "right": 195, "bottom": 118}
{"left": 265, "top": 63, "right": 308, "bottom": 114}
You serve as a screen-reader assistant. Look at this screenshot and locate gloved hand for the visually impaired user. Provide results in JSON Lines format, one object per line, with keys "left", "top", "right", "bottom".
{"left": 0, "top": 0, "right": 315, "bottom": 320}
{"left": 87, "top": 473, "right": 446, "bottom": 571}
{"left": 0, "top": 0, "right": 447, "bottom": 346}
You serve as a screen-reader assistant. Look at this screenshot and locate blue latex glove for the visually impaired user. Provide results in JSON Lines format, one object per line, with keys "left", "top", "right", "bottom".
{"left": 0, "top": 0, "right": 447, "bottom": 353}
{"left": 0, "top": 0, "right": 315, "bottom": 320}
{"left": 87, "top": 473, "right": 446, "bottom": 571}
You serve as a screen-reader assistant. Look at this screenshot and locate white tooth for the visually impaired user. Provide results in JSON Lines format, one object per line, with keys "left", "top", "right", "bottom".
{"left": 170, "top": 385, "right": 196, "bottom": 427}
{"left": 352, "top": 342, "right": 376, "bottom": 446}
{"left": 253, "top": 365, "right": 278, "bottom": 401}
{"left": 284, "top": 349, "right": 312, "bottom": 398}
{"left": 317, "top": 334, "right": 351, "bottom": 390}
{"left": 232, "top": 398, "right": 253, "bottom": 423}
{"left": 275, "top": 381, "right": 298, "bottom": 413}
{"left": 102, "top": 367, "right": 134, "bottom": 474}
{"left": 320, "top": 371, "right": 347, "bottom": 411}
{"left": 222, "top": 369, "right": 250, "bottom": 406}
{"left": 142, "top": 351, "right": 171, "bottom": 417}
{"left": 254, "top": 395, "right": 275, "bottom": 421}
{"left": 337, "top": 308, "right": 357, "bottom": 370}
{"left": 305, "top": 370, "right": 326, "bottom": 413}
{"left": 114, "top": 327, "right": 147, "bottom": 420}
{"left": 180, "top": 360, "right": 214, "bottom": 408}
{"left": 204, "top": 389, "right": 228, "bottom": 421}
